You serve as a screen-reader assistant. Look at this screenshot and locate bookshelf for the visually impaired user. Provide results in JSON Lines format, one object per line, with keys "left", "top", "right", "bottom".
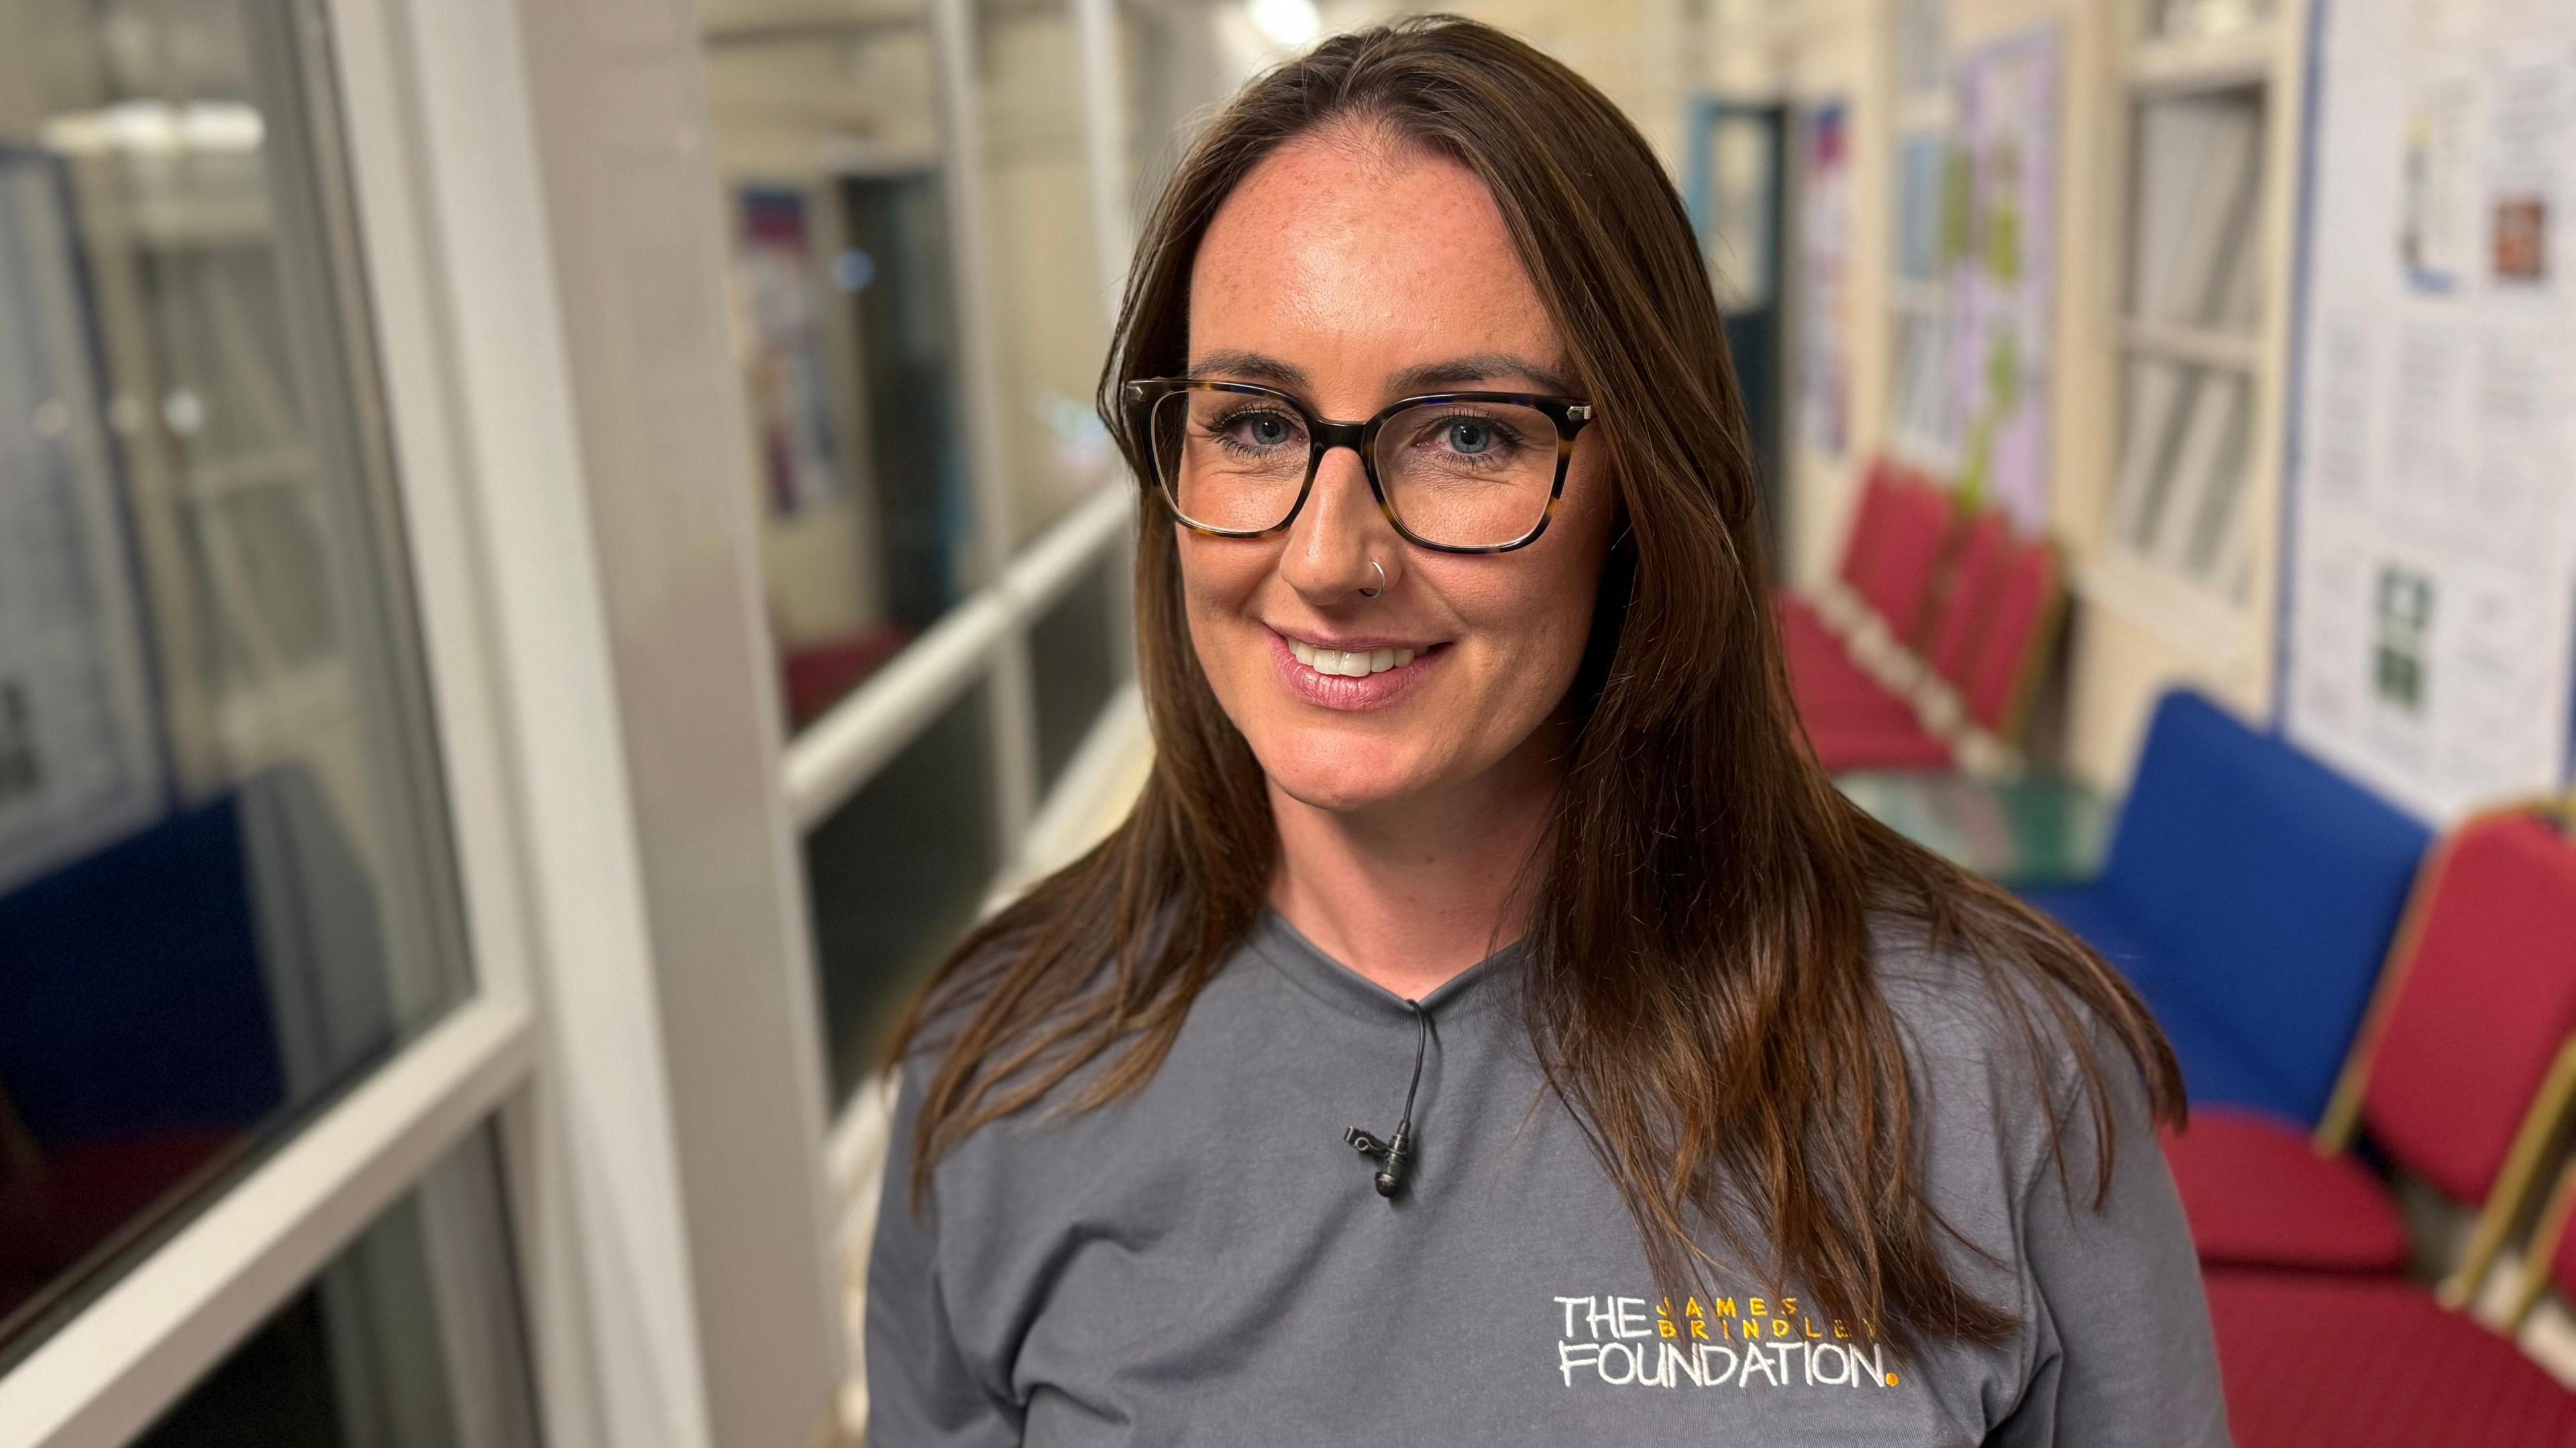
{"left": 2082, "top": 0, "right": 2309, "bottom": 668}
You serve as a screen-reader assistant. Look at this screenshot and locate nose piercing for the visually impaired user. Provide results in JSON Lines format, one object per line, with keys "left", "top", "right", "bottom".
{"left": 1360, "top": 559, "right": 1386, "bottom": 598}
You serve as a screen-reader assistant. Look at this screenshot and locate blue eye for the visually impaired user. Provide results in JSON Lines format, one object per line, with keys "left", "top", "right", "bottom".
{"left": 1243, "top": 414, "right": 1297, "bottom": 447}
{"left": 1203, "top": 404, "right": 1302, "bottom": 452}
{"left": 1441, "top": 419, "right": 1499, "bottom": 454}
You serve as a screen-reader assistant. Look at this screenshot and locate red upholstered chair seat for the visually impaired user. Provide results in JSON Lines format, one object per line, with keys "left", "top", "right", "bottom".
{"left": 1782, "top": 590, "right": 1920, "bottom": 737}
{"left": 1807, "top": 714, "right": 1955, "bottom": 772}
{"left": 1785, "top": 626, "right": 1904, "bottom": 704}
{"left": 2162, "top": 1107, "right": 2408, "bottom": 1274}
{"left": 2207, "top": 1272, "right": 2576, "bottom": 1447}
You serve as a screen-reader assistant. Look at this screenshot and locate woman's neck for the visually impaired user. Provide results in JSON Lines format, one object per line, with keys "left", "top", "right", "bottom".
{"left": 1266, "top": 730, "right": 1560, "bottom": 1001}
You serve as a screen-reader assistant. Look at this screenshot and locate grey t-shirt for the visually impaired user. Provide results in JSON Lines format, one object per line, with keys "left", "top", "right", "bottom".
{"left": 866, "top": 909, "right": 2230, "bottom": 1446}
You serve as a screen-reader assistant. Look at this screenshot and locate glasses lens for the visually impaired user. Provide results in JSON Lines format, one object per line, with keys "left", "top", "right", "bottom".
{"left": 1152, "top": 389, "right": 1309, "bottom": 533}
{"left": 1374, "top": 401, "right": 1559, "bottom": 548}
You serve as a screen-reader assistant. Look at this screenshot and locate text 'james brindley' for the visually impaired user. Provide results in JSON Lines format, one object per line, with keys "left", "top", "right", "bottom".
{"left": 1552, "top": 1293, "right": 1901, "bottom": 1390}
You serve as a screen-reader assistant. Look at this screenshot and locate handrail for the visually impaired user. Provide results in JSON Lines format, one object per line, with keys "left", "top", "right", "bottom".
{"left": 782, "top": 484, "right": 1134, "bottom": 831}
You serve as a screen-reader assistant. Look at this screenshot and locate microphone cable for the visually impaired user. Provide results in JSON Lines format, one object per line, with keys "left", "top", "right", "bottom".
{"left": 1344, "top": 999, "right": 1430, "bottom": 1199}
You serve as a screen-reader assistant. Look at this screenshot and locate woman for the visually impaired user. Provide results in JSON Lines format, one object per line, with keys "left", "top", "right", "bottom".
{"left": 869, "top": 15, "right": 2227, "bottom": 1445}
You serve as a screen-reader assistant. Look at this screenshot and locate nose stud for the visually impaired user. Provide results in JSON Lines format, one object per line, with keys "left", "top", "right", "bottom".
{"left": 1360, "top": 559, "right": 1386, "bottom": 599}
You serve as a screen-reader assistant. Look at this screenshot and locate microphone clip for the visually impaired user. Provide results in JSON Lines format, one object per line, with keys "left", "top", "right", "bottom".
{"left": 1346, "top": 998, "right": 1432, "bottom": 1201}
{"left": 1344, "top": 1125, "right": 1411, "bottom": 1198}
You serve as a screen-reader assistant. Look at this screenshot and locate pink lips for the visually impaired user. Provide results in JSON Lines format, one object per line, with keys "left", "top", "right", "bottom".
{"left": 1267, "top": 629, "right": 1443, "bottom": 712}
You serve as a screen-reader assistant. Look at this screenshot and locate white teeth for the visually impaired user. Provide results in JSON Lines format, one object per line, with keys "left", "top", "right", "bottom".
{"left": 1285, "top": 638, "right": 1422, "bottom": 677}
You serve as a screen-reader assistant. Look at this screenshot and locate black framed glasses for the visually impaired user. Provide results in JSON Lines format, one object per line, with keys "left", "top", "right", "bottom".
{"left": 1122, "top": 378, "right": 1595, "bottom": 554}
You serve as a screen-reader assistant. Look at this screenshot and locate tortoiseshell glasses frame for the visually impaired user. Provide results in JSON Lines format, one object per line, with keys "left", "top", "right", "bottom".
{"left": 1121, "top": 378, "right": 1596, "bottom": 555}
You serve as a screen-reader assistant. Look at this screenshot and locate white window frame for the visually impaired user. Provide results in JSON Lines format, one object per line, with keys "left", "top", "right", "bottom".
{"left": 0, "top": 0, "right": 715, "bottom": 1443}
{"left": 0, "top": 0, "right": 1150, "bottom": 1436}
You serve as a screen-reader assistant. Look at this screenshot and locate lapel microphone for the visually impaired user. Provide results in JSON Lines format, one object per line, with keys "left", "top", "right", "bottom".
{"left": 1345, "top": 999, "right": 1430, "bottom": 1199}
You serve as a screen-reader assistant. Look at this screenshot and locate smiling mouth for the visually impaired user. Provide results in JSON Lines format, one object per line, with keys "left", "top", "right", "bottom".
{"left": 1285, "top": 637, "right": 1424, "bottom": 679}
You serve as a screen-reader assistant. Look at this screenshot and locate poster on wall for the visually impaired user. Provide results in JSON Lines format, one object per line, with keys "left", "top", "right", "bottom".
{"left": 1945, "top": 27, "right": 2058, "bottom": 534}
{"left": 734, "top": 186, "right": 848, "bottom": 518}
{"left": 2282, "top": 0, "right": 2576, "bottom": 820}
{"left": 1797, "top": 101, "right": 1853, "bottom": 457}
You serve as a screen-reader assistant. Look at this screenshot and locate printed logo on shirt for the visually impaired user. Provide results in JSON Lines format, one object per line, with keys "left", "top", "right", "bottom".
{"left": 1550, "top": 1292, "right": 1900, "bottom": 1391}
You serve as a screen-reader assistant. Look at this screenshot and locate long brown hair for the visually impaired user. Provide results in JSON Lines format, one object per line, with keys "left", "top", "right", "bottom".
{"left": 890, "top": 13, "right": 2180, "bottom": 1351}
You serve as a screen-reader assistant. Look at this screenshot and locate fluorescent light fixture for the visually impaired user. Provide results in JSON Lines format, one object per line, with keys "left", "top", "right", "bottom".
{"left": 1246, "top": 0, "right": 1320, "bottom": 50}
{"left": 40, "top": 101, "right": 266, "bottom": 157}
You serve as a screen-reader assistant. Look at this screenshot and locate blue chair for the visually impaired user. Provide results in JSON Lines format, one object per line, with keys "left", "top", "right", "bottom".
{"left": 2022, "top": 690, "right": 2431, "bottom": 1126}
{"left": 0, "top": 766, "right": 388, "bottom": 1318}
{"left": 0, "top": 792, "right": 288, "bottom": 1147}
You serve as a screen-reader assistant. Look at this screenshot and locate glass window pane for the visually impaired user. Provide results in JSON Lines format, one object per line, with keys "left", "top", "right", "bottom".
{"left": 1030, "top": 556, "right": 1122, "bottom": 795}
{"left": 973, "top": 0, "right": 1117, "bottom": 549}
{"left": 700, "top": 8, "right": 982, "bottom": 731}
{"left": 2111, "top": 354, "right": 2257, "bottom": 604}
{"left": 2, "top": 0, "right": 471, "bottom": 1359}
{"left": 132, "top": 1127, "right": 539, "bottom": 1448}
{"left": 803, "top": 682, "right": 998, "bottom": 1104}
{"left": 2126, "top": 87, "right": 2267, "bottom": 333}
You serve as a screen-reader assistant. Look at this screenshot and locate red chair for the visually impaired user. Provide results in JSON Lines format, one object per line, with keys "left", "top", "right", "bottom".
{"left": 1776, "top": 459, "right": 1900, "bottom": 639}
{"left": 1790, "top": 474, "right": 1955, "bottom": 686}
{"left": 1849, "top": 470, "right": 1957, "bottom": 649}
{"left": 2205, "top": 1271, "right": 2576, "bottom": 1447}
{"left": 780, "top": 623, "right": 910, "bottom": 730}
{"left": 1777, "top": 458, "right": 1904, "bottom": 676}
{"left": 1786, "top": 466, "right": 1957, "bottom": 753}
{"left": 2163, "top": 804, "right": 2576, "bottom": 1298}
{"left": 1802, "top": 696, "right": 1955, "bottom": 771}
{"left": 1807, "top": 512, "right": 2063, "bottom": 774}
{"left": 1960, "top": 531, "right": 2063, "bottom": 738}
{"left": 1923, "top": 512, "right": 2009, "bottom": 691}
{"left": 1782, "top": 466, "right": 1904, "bottom": 690}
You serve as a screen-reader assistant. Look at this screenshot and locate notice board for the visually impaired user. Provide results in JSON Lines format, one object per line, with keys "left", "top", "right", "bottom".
{"left": 2282, "top": 0, "right": 2576, "bottom": 820}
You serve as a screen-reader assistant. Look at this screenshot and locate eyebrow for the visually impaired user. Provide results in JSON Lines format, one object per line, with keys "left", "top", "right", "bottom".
{"left": 1186, "top": 348, "right": 1581, "bottom": 401}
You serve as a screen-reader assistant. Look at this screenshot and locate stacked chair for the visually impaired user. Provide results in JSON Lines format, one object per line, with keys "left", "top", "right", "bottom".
{"left": 1778, "top": 460, "right": 1950, "bottom": 718}
{"left": 2167, "top": 801, "right": 2576, "bottom": 1296}
{"left": 1778, "top": 459, "right": 2063, "bottom": 775}
{"left": 2046, "top": 787, "right": 2576, "bottom": 1445}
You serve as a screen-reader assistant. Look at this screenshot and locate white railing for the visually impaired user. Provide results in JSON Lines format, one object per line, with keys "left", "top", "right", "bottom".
{"left": 782, "top": 483, "right": 1135, "bottom": 832}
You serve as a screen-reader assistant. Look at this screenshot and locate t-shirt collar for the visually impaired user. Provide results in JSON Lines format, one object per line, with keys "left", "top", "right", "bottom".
{"left": 1248, "top": 903, "right": 1525, "bottom": 1025}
